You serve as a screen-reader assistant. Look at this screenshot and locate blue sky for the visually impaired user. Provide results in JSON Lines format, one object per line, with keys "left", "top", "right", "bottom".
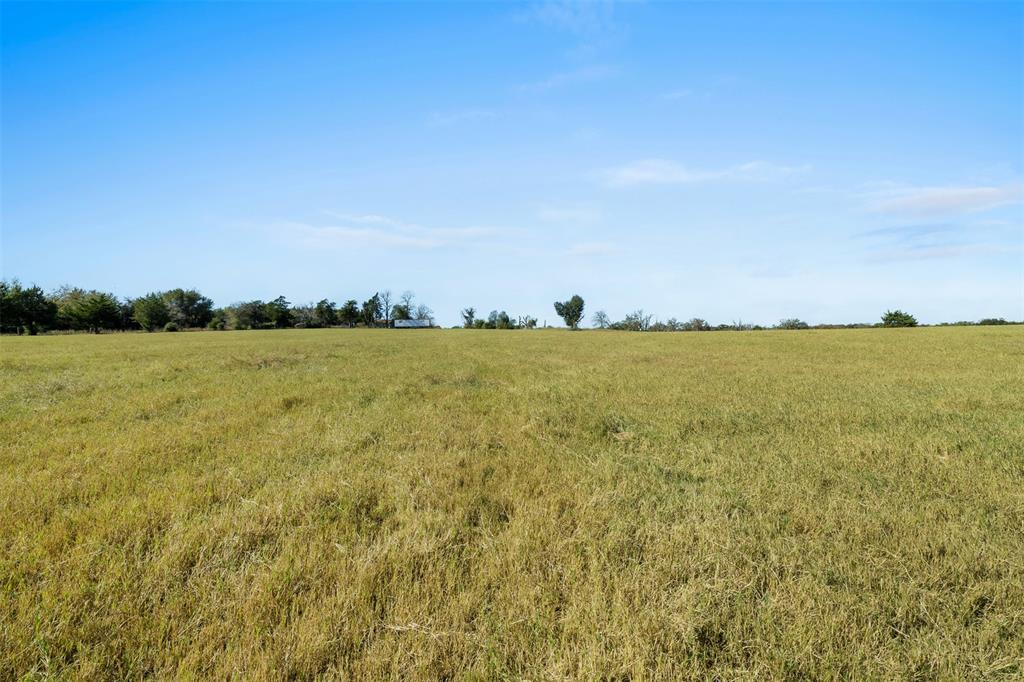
{"left": 2, "top": 1, "right": 1021, "bottom": 326}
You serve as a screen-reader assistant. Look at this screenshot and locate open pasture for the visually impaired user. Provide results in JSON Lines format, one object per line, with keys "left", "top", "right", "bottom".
{"left": 1, "top": 327, "right": 1022, "bottom": 678}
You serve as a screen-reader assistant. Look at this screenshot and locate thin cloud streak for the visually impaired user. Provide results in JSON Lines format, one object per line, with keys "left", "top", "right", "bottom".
{"left": 856, "top": 218, "right": 1022, "bottom": 263}
{"left": 857, "top": 223, "right": 958, "bottom": 240}
{"left": 522, "top": 0, "right": 617, "bottom": 35}
{"left": 865, "top": 243, "right": 1015, "bottom": 263}
{"left": 604, "top": 159, "right": 811, "bottom": 187}
{"left": 276, "top": 214, "right": 501, "bottom": 251}
{"left": 868, "top": 183, "right": 1023, "bottom": 217}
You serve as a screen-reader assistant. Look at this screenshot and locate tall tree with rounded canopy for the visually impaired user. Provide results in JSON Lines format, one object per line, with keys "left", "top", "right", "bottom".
{"left": 162, "top": 288, "right": 213, "bottom": 328}
{"left": 554, "top": 295, "right": 585, "bottom": 329}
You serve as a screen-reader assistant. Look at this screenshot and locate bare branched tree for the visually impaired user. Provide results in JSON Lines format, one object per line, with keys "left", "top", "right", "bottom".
{"left": 380, "top": 290, "right": 392, "bottom": 327}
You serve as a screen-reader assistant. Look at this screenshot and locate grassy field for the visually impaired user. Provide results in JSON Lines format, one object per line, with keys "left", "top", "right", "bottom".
{"left": 1, "top": 327, "right": 1022, "bottom": 679}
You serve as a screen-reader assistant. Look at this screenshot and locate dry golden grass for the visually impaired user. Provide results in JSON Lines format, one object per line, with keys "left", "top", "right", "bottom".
{"left": 1, "top": 327, "right": 1022, "bottom": 679}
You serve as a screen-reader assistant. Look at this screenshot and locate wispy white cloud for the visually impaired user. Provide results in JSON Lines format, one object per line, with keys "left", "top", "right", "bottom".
{"left": 730, "top": 161, "right": 811, "bottom": 180}
{"left": 603, "top": 159, "right": 811, "bottom": 187}
{"left": 856, "top": 219, "right": 1022, "bottom": 263}
{"left": 865, "top": 243, "right": 1013, "bottom": 263}
{"left": 857, "top": 223, "right": 957, "bottom": 241}
{"left": 605, "top": 159, "right": 700, "bottom": 186}
{"left": 868, "top": 183, "right": 1023, "bottom": 217}
{"left": 517, "top": 64, "right": 619, "bottom": 92}
{"left": 321, "top": 212, "right": 408, "bottom": 228}
{"left": 275, "top": 213, "right": 500, "bottom": 251}
{"left": 520, "top": 0, "right": 617, "bottom": 36}
{"left": 566, "top": 240, "right": 616, "bottom": 256}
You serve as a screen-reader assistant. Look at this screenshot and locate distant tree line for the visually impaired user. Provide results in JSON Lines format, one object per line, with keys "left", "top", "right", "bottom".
{"left": 585, "top": 306, "right": 1017, "bottom": 331}
{"left": 586, "top": 307, "right": 925, "bottom": 331}
{"left": 0, "top": 281, "right": 435, "bottom": 334}
{"left": 213, "top": 289, "right": 434, "bottom": 331}
{"left": 1, "top": 280, "right": 1018, "bottom": 335}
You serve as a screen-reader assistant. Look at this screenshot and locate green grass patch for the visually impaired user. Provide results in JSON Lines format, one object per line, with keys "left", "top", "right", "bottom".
{"left": 1, "top": 327, "right": 1022, "bottom": 678}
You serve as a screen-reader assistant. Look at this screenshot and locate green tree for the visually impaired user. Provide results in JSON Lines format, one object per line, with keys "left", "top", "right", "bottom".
{"left": 133, "top": 293, "right": 171, "bottom": 332}
{"left": 52, "top": 286, "right": 86, "bottom": 330}
{"left": 265, "top": 296, "right": 293, "bottom": 328}
{"left": 361, "top": 293, "right": 382, "bottom": 327}
{"left": 390, "top": 303, "right": 412, "bottom": 321}
{"left": 554, "top": 294, "right": 585, "bottom": 329}
{"left": 0, "top": 280, "right": 57, "bottom": 335}
{"left": 339, "top": 300, "right": 360, "bottom": 327}
{"left": 162, "top": 289, "right": 214, "bottom": 328}
{"left": 461, "top": 307, "right": 476, "bottom": 328}
{"left": 483, "top": 310, "right": 515, "bottom": 329}
{"left": 314, "top": 299, "right": 337, "bottom": 327}
{"left": 25, "top": 286, "right": 57, "bottom": 334}
{"left": 51, "top": 287, "right": 119, "bottom": 332}
{"left": 230, "top": 300, "right": 267, "bottom": 329}
{"left": 118, "top": 299, "right": 137, "bottom": 331}
{"left": 0, "top": 280, "right": 22, "bottom": 334}
{"left": 777, "top": 318, "right": 809, "bottom": 330}
{"left": 207, "top": 309, "right": 228, "bottom": 330}
{"left": 70, "top": 291, "right": 121, "bottom": 333}
{"left": 290, "top": 304, "right": 316, "bottom": 328}
{"left": 881, "top": 310, "right": 917, "bottom": 327}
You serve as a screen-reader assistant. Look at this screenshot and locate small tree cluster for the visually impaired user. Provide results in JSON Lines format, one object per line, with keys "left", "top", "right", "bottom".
{"left": 217, "top": 290, "right": 433, "bottom": 330}
{"left": 132, "top": 289, "right": 214, "bottom": 331}
{"left": 881, "top": 310, "right": 918, "bottom": 328}
{"left": 51, "top": 287, "right": 125, "bottom": 334}
{"left": 0, "top": 281, "right": 58, "bottom": 335}
{"left": 600, "top": 313, "right": 711, "bottom": 332}
{"left": 461, "top": 308, "right": 537, "bottom": 329}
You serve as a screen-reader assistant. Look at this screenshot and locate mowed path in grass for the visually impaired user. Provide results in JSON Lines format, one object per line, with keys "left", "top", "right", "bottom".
{"left": 1, "top": 327, "right": 1022, "bottom": 678}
